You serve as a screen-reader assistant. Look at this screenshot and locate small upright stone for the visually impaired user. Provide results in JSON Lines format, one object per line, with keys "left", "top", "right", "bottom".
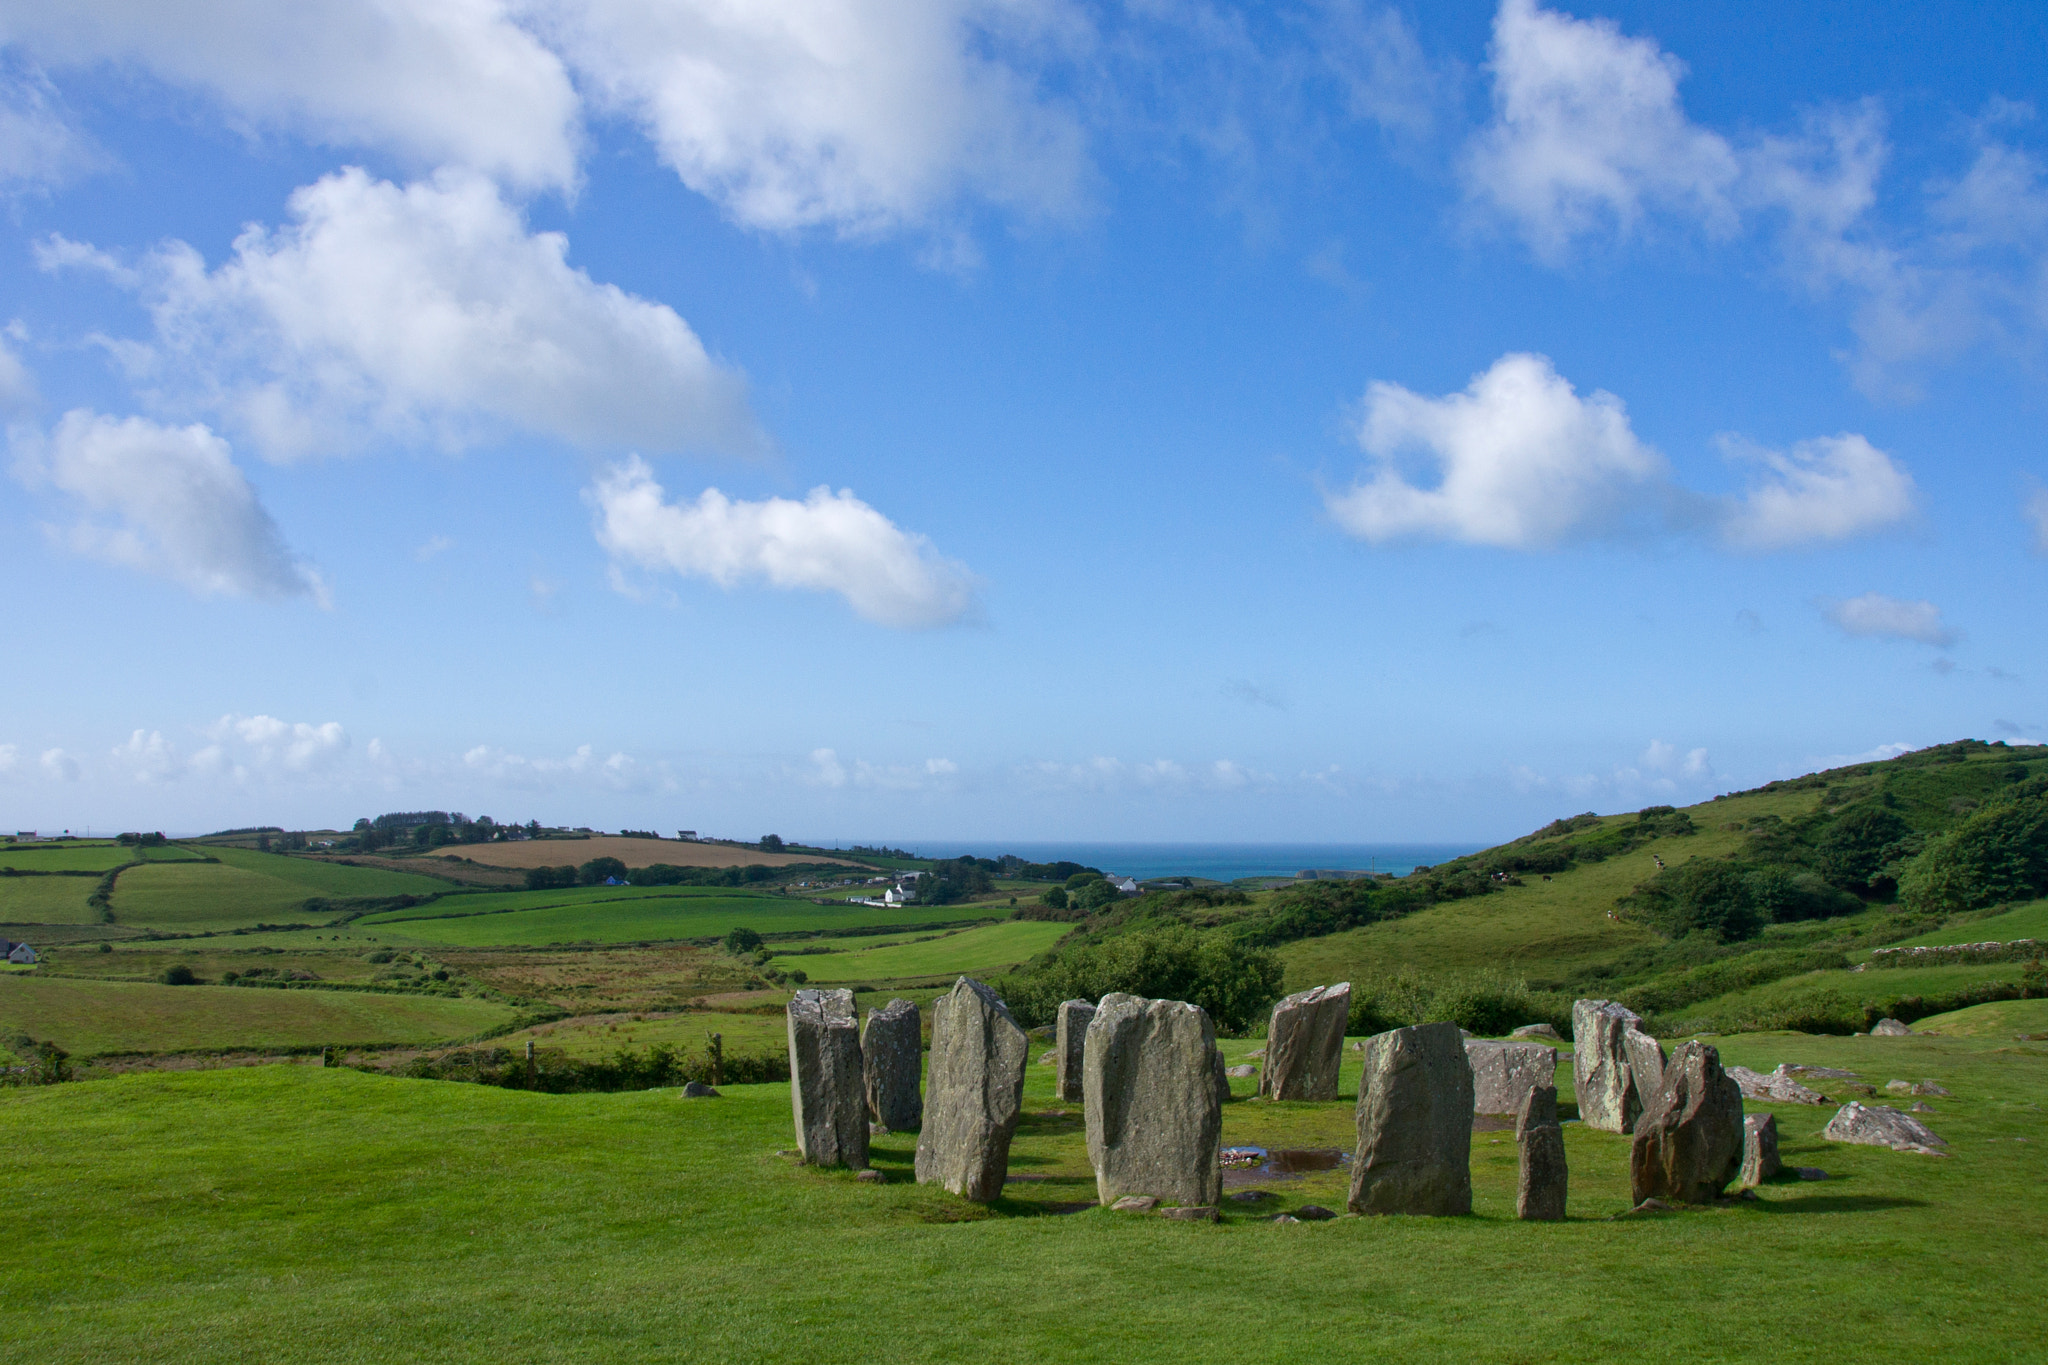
{"left": 1055, "top": 998, "right": 1096, "bottom": 1104}
{"left": 862, "top": 998, "right": 923, "bottom": 1133}
{"left": 1573, "top": 999, "right": 1667, "bottom": 1134}
{"left": 1259, "top": 983, "right": 1351, "bottom": 1101}
{"left": 787, "top": 988, "right": 868, "bottom": 1168}
{"left": 915, "top": 977, "right": 1029, "bottom": 1202}
{"left": 1347, "top": 1022, "right": 1474, "bottom": 1216}
{"left": 1629, "top": 1041, "right": 1744, "bottom": 1205}
{"left": 1465, "top": 1039, "right": 1559, "bottom": 1117}
{"left": 1740, "top": 1113, "right": 1781, "bottom": 1187}
{"left": 1515, "top": 1082, "right": 1567, "bottom": 1222}
{"left": 1085, "top": 993, "right": 1224, "bottom": 1208}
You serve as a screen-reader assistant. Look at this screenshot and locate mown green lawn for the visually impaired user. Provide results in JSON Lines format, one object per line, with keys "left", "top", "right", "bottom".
{"left": 0, "top": 1027, "right": 2041, "bottom": 1363}
{"left": 361, "top": 893, "right": 997, "bottom": 948}
{"left": 0, "top": 975, "right": 515, "bottom": 1055}
{"left": 775, "top": 920, "right": 1070, "bottom": 984}
{"left": 0, "top": 876, "right": 99, "bottom": 925}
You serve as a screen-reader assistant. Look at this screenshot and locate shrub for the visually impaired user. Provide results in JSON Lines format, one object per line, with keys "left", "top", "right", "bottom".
{"left": 1901, "top": 790, "right": 2048, "bottom": 914}
{"left": 524, "top": 865, "right": 578, "bottom": 891}
{"left": 577, "top": 857, "right": 629, "bottom": 885}
{"left": 1040, "top": 886, "right": 1069, "bottom": 910}
{"left": 997, "top": 927, "right": 1284, "bottom": 1033}
{"left": 724, "top": 927, "right": 763, "bottom": 954}
{"left": 159, "top": 964, "right": 198, "bottom": 986}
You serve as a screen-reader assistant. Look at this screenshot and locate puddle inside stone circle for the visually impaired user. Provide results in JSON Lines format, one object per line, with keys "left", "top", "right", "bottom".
{"left": 1219, "top": 1146, "right": 1351, "bottom": 1185}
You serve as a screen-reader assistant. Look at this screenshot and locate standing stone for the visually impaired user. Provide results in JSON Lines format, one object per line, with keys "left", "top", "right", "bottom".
{"left": 1259, "top": 982, "right": 1351, "bottom": 1101}
{"left": 862, "top": 998, "right": 923, "bottom": 1132}
{"left": 1515, "top": 1082, "right": 1567, "bottom": 1222}
{"left": 1465, "top": 1039, "right": 1560, "bottom": 1117}
{"left": 1347, "top": 1022, "right": 1474, "bottom": 1216}
{"left": 915, "top": 977, "right": 1028, "bottom": 1202}
{"left": 1573, "top": 999, "right": 1668, "bottom": 1134}
{"left": 1629, "top": 1041, "right": 1744, "bottom": 1205}
{"left": 1084, "top": 993, "right": 1223, "bottom": 1208}
{"left": 787, "top": 988, "right": 868, "bottom": 1168}
{"left": 1055, "top": 998, "right": 1096, "bottom": 1104}
{"left": 1740, "top": 1113, "right": 1781, "bottom": 1187}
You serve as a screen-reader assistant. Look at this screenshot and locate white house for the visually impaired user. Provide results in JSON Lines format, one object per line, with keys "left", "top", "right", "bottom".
{"left": 7, "top": 943, "right": 37, "bottom": 964}
{"left": 1112, "top": 876, "right": 1140, "bottom": 895}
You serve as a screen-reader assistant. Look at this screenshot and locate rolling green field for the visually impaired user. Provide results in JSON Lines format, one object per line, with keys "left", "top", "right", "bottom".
{"left": 1913, "top": 997, "right": 2048, "bottom": 1036}
{"left": 1675, "top": 962, "right": 2025, "bottom": 1032}
{"left": 110, "top": 852, "right": 452, "bottom": 933}
{"left": 774, "top": 921, "right": 1070, "bottom": 983}
{"left": 1895, "top": 898, "right": 2048, "bottom": 948}
{"left": 0, "top": 975, "right": 516, "bottom": 1055}
{"left": 0, "top": 877, "right": 99, "bottom": 924}
{"left": 0, "top": 844, "right": 132, "bottom": 873}
{"left": 0, "top": 1027, "right": 2040, "bottom": 1362}
{"left": 358, "top": 889, "right": 996, "bottom": 947}
{"left": 204, "top": 847, "right": 453, "bottom": 897}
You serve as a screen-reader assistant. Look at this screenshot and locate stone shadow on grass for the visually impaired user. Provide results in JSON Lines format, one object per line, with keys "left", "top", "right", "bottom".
{"left": 1752, "top": 1194, "right": 1928, "bottom": 1215}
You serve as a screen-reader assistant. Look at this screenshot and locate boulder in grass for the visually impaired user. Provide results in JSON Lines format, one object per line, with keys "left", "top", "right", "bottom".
{"left": 1572, "top": 999, "right": 1667, "bottom": 1135}
{"left": 915, "top": 977, "right": 1029, "bottom": 1202}
{"left": 1515, "top": 1082, "right": 1567, "bottom": 1222}
{"left": 1085, "top": 993, "right": 1224, "bottom": 1209}
{"left": 1055, "top": 998, "right": 1096, "bottom": 1104}
{"left": 1348, "top": 1022, "right": 1474, "bottom": 1217}
{"left": 1259, "top": 982, "right": 1350, "bottom": 1101}
{"left": 1730, "top": 1065, "right": 1830, "bottom": 1106}
{"left": 1511, "top": 1023, "right": 1562, "bottom": 1041}
{"left": 787, "top": 988, "right": 869, "bottom": 1168}
{"left": 1226, "top": 1064, "right": 1258, "bottom": 1078}
{"left": 1629, "top": 1040, "right": 1744, "bottom": 1205}
{"left": 1466, "top": 1039, "right": 1559, "bottom": 1118}
{"left": 1823, "top": 1102, "right": 1948, "bottom": 1154}
{"left": 1740, "top": 1113, "right": 1781, "bottom": 1187}
{"left": 680, "top": 1080, "right": 719, "bottom": 1099}
{"left": 1870, "top": 1018, "right": 1914, "bottom": 1037}
{"left": 862, "top": 998, "right": 923, "bottom": 1133}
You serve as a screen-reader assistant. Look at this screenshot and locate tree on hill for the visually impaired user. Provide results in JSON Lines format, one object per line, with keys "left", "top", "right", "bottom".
{"left": 577, "top": 857, "right": 629, "bottom": 885}
{"left": 724, "top": 927, "right": 763, "bottom": 954}
{"left": 1901, "top": 785, "right": 2048, "bottom": 914}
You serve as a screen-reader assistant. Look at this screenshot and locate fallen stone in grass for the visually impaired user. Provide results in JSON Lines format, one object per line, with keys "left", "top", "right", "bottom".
{"left": 1227, "top": 1189, "right": 1271, "bottom": 1203}
{"left": 856, "top": 1169, "right": 884, "bottom": 1183}
{"left": 1110, "top": 1195, "right": 1159, "bottom": 1212}
{"left": 1729, "top": 1065, "right": 1830, "bottom": 1105}
{"left": 1824, "top": 1101, "right": 1948, "bottom": 1153}
{"left": 1613, "top": 1197, "right": 1676, "bottom": 1218}
{"left": 1085, "top": 993, "right": 1223, "bottom": 1209}
{"left": 1911, "top": 1102, "right": 1936, "bottom": 1113}
{"left": 1630, "top": 1041, "right": 1743, "bottom": 1205}
{"left": 1293, "top": 1205, "right": 1337, "bottom": 1221}
{"left": 1244, "top": 1048, "right": 1265, "bottom": 1059}
{"left": 1740, "top": 1114, "right": 1781, "bottom": 1187}
{"left": 1269, "top": 1213, "right": 1301, "bottom": 1224}
{"left": 1511, "top": 1023, "right": 1561, "bottom": 1040}
{"left": 1036, "top": 1050, "right": 1057, "bottom": 1065}
{"left": 1350, "top": 1022, "right": 1474, "bottom": 1217}
{"left": 1870, "top": 1019, "right": 1914, "bottom": 1037}
{"left": 680, "top": 1081, "right": 719, "bottom": 1099}
{"left": 1157, "top": 1205, "right": 1220, "bottom": 1222}
{"left": 1782, "top": 1064, "right": 1859, "bottom": 1079}
{"left": 1468, "top": 1039, "right": 1559, "bottom": 1119}
{"left": 916, "top": 977, "right": 1028, "bottom": 1203}
{"left": 1260, "top": 982, "right": 1349, "bottom": 1101}
{"left": 1914, "top": 1081, "right": 1951, "bottom": 1096}
{"left": 1226, "top": 1064, "right": 1258, "bottom": 1078}
{"left": 1794, "top": 1167, "right": 1829, "bottom": 1180}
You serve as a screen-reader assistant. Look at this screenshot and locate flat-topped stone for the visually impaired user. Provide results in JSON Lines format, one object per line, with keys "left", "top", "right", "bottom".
{"left": 1730, "top": 1065, "right": 1830, "bottom": 1105}
{"left": 1085, "top": 993, "right": 1224, "bottom": 1209}
{"left": 1466, "top": 1039, "right": 1559, "bottom": 1117}
{"left": 1348, "top": 1022, "right": 1474, "bottom": 1216}
{"left": 862, "top": 998, "right": 923, "bottom": 1133}
{"left": 787, "top": 988, "right": 868, "bottom": 1168}
{"left": 1824, "top": 1102, "right": 1948, "bottom": 1154}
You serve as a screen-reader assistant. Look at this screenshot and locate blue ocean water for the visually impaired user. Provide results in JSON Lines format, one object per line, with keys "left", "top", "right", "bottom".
{"left": 875, "top": 842, "right": 1483, "bottom": 883}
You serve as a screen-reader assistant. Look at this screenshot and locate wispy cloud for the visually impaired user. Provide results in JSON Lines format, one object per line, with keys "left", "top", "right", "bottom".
{"left": 1822, "top": 592, "right": 1957, "bottom": 647}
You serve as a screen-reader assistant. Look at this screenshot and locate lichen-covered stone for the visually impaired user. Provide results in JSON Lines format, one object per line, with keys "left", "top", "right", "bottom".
{"left": 1823, "top": 1102, "right": 1948, "bottom": 1153}
{"left": 787, "top": 988, "right": 868, "bottom": 1168}
{"left": 1259, "top": 983, "right": 1350, "bottom": 1101}
{"left": 1055, "top": 998, "right": 1095, "bottom": 1103}
{"left": 1466, "top": 1039, "right": 1559, "bottom": 1117}
{"left": 1515, "top": 1082, "right": 1567, "bottom": 1222}
{"left": 1729, "top": 1065, "right": 1830, "bottom": 1105}
{"left": 1084, "top": 993, "right": 1223, "bottom": 1208}
{"left": 915, "top": 977, "right": 1028, "bottom": 1202}
{"left": 1347, "top": 1022, "right": 1474, "bottom": 1216}
{"left": 1629, "top": 1041, "right": 1744, "bottom": 1204}
{"left": 862, "top": 998, "right": 923, "bottom": 1132}
{"left": 1870, "top": 1018, "right": 1914, "bottom": 1037}
{"left": 1740, "top": 1113, "right": 1781, "bottom": 1187}
{"left": 1573, "top": 999, "right": 1667, "bottom": 1134}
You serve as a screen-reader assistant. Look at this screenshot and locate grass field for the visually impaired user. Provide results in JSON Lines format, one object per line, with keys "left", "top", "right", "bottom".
{"left": 0, "top": 975, "right": 516, "bottom": 1055}
{"left": 1894, "top": 899, "right": 2048, "bottom": 948}
{"left": 0, "top": 877, "right": 99, "bottom": 924}
{"left": 0, "top": 844, "right": 132, "bottom": 873}
{"left": 358, "top": 889, "right": 996, "bottom": 947}
{"left": 1911, "top": 997, "right": 2048, "bottom": 1037}
{"left": 423, "top": 836, "right": 868, "bottom": 872}
{"left": 1675, "top": 962, "right": 2026, "bottom": 1031}
{"left": 110, "top": 852, "right": 451, "bottom": 933}
{"left": 774, "top": 920, "right": 1071, "bottom": 984}
{"left": 0, "top": 1027, "right": 2040, "bottom": 1362}
{"left": 205, "top": 847, "right": 452, "bottom": 897}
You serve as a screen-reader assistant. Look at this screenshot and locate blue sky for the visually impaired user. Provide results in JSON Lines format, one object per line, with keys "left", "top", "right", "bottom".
{"left": 1, "top": 0, "right": 2044, "bottom": 844}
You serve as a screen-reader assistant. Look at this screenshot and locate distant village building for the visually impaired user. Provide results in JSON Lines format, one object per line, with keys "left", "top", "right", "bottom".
{"left": 13, "top": 831, "right": 37, "bottom": 842}
{"left": 7, "top": 943, "right": 37, "bottom": 964}
{"left": 1112, "top": 876, "right": 1139, "bottom": 895}
{"left": 676, "top": 830, "right": 698, "bottom": 841}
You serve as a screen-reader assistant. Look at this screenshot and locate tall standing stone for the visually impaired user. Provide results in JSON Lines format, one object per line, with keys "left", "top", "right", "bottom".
{"left": 1084, "top": 993, "right": 1223, "bottom": 1208}
{"left": 1629, "top": 1041, "right": 1744, "bottom": 1205}
{"left": 787, "top": 988, "right": 868, "bottom": 1168}
{"left": 1055, "top": 998, "right": 1095, "bottom": 1104}
{"left": 862, "top": 998, "right": 923, "bottom": 1132}
{"left": 915, "top": 977, "right": 1028, "bottom": 1202}
{"left": 1573, "top": 999, "right": 1668, "bottom": 1134}
{"left": 1465, "top": 1039, "right": 1559, "bottom": 1117}
{"left": 1515, "top": 1082, "right": 1568, "bottom": 1222}
{"left": 1259, "top": 983, "right": 1351, "bottom": 1101}
{"left": 1347, "top": 1022, "right": 1474, "bottom": 1216}
{"left": 1740, "top": 1113, "right": 1781, "bottom": 1187}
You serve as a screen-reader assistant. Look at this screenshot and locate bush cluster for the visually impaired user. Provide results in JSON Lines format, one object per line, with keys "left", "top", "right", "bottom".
{"left": 995, "top": 926, "right": 1284, "bottom": 1033}
{"left": 394, "top": 1042, "right": 786, "bottom": 1092}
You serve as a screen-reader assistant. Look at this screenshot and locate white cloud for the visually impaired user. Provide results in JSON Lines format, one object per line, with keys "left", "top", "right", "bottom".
{"left": 1322, "top": 4, "right": 1445, "bottom": 143}
{"left": 415, "top": 535, "right": 455, "bottom": 562}
{"left": 1326, "top": 352, "right": 1666, "bottom": 548}
{"left": 0, "top": 0, "right": 581, "bottom": 190}
{"left": 1823, "top": 592, "right": 1956, "bottom": 647}
{"left": 0, "top": 743, "right": 16, "bottom": 774}
{"left": 1718, "top": 434, "right": 1916, "bottom": 550}
{"left": 0, "top": 332, "right": 35, "bottom": 414}
{"left": 461, "top": 741, "right": 651, "bottom": 790}
{"left": 13, "top": 409, "right": 324, "bottom": 601}
{"left": 810, "top": 747, "right": 849, "bottom": 788}
{"left": 1640, "top": 739, "right": 1712, "bottom": 779}
{"left": 1462, "top": 0, "right": 1738, "bottom": 260}
{"left": 527, "top": 0, "right": 1088, "bottom": 235}
{"left": 40, "top": 748, "right": 80, "bottom": 781}
{"left": 197, "top": 715, "right": 351, "bottom": 778}
{"left": 52, "top": 168, "right": 760, "bottom": 461}
{"left": 0, "top": 63, "right": 99, "bottom": 188}
{"left": 589, "top": 456, "right": 978, "bottom": 628}
{"left": 2026, "top": 488, "right": 2048, "bottom": 554}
